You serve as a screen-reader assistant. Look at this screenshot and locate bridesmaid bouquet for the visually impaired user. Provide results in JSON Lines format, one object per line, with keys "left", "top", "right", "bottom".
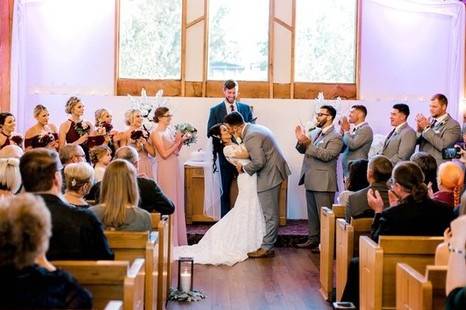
{"left": 175, "top": 123, "right": 198, "bottom": 146}
{"left": 74, "top": 121, "right": 90, "bottom": 136}
{"left": 32, "top": 133, "right": 56, "bottom": 148}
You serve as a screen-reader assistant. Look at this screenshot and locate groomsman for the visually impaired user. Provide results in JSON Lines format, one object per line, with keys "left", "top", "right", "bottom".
{"left": 207, "top": 80, "right": 253, "bottom": 217}
{"left": 416, "top": 94, "right": 462, "bottom": 165}
{"left": 295, "top": 105, "right": 343, "bottom": 251}
{"left": 382, "top": 103, "right": 417, "bottom": 165}
{"left": 340, "top": 105, "right": 373, "bottom": 176}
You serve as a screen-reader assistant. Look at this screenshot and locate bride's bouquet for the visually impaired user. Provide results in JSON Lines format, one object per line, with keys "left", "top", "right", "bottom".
{"left": 175, "top": 123, "right": 198, "bottom": 146}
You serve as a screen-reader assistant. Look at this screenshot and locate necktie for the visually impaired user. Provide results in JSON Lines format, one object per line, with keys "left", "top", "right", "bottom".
{"left": 430, "top": 119, "right": 437, "bottom": 128}
{"left": 384, "top": 128, "right": 396, "bottom": 147}
{"left": 314, "top": 130, "right": 323, "bottom": 143}
{"left": 230, "top": 104, "right": 235, "bottom": 112}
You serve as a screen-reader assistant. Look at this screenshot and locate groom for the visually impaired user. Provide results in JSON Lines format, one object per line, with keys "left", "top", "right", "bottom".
{"left": 224, "top": 112, "right": 291, "bottom": 258}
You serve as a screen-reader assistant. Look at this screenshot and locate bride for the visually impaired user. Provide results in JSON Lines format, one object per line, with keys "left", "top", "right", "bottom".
{"left": 173, "top": 123, "right": 265, "bottom": 266}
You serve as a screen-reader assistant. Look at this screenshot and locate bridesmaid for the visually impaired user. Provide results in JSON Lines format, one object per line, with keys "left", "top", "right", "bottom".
{"left": 24, "top": 105, "right": 59, "bottom": 150}
{"left": 58, "top": 97, "right": 94, "bottom": 161}
{"left": 0, "top": 112, "right": 23, "bottom": 150}
{"left": 150, "top": 107, "right": 188, "bottom": 246}
{"left": 119, "top": 109, "right": 156, "bottom": 179}
{"left": 91, "top": 108, "right": 119, "bottom": 154}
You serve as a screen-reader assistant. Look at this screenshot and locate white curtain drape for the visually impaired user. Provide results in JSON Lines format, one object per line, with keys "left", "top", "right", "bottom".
{"left": 360, "top": 0, "right": 465, "bottom": 119}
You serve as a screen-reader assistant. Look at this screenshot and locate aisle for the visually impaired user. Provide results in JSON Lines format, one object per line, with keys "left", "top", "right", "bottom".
{"left": 168, "top": 248, "right": 332, "bottom": 310}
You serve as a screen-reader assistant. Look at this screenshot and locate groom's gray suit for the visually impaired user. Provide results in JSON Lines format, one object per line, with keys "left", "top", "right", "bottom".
{"left": 242, "top": 123, "right": 291, "bottom": 250}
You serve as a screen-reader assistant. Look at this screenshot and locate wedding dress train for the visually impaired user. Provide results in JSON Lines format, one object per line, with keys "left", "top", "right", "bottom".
{"left": 173, "top": 145, "right": 265, "bottom": 266}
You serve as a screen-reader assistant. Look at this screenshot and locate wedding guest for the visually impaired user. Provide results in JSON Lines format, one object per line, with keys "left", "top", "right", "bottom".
{"left": 59, "top": 144, "right": 86, "bottom": 165}
{"left": 90, "top": 159, "right": 151, "bottom": 231}
{"left": 58, "top": 97, "right": 93, "bottom": 161}
{"left": 207, "top": 80, "right": 254, "bottom": 217}
{"left": 445, "top": 215, "right": 466, "bottom": 309}
{"left": 381, "top": 103, "right": 417, "bottom": 164}
{"left": 63, "top": 162, "right": 95, "bottom": 209}
{"left": 295, "top": 105, "right": 343, "bottom": 250}
{"left": 0, "top": 194, "right": 92, "bottom": 309}
{"left": 0, "top": 157, "right": 21, "bottom": 197}
{"left": 410, "top": 152, "right": 439, "bottom": 193}
{"left": 0, "top": 144, "right": 23, "bottom": 158}
{"left": 151, "top": 107, "right": 188, "bottom": 246}
{"left": 19, "top": 148, "right": 113, "bottom": 260}
{"left": 0, "top": 112, "right": 23, "bottom": 150}
{"left": 119, "top": 109, "right": 156, "bottom": 179}
{"left": 416, "top": 93, "right": 462, "bottom": 165}
{"left": 89, "top": 145, "right": 112, "bottom": 182}
{"left": 24, "top": 105, "right": 59, "bottom": 150}
{"left": 345, "top": 155, "right": 392, "bottom": 222}
{"left": 340, "top": 105, "right": 373, "bottom": 176}
{"left": 337, "top": 159, "right": 369, "bottom": 206}
{"left": 86, "top": 146, "right": 175, "bottom": 214}
{"left": 433, "top": 162, "right": 464, "bottom": 207}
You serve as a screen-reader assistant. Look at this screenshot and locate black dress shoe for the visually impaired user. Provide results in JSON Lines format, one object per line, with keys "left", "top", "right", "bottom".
{"left": 296, "top": 239, "right": 319, "bottom": 248}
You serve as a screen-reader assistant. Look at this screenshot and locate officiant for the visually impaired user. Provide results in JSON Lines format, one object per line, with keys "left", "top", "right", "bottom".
{"left": 207, "top": 80, "right": 254, "bottom": 217}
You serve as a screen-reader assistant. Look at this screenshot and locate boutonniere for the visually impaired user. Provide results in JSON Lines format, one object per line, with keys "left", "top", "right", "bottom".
{"left": 74, "top": 121, "right": 90, "bottom": 137}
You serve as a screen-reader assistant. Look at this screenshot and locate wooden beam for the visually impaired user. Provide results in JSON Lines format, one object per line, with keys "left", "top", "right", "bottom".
{"left": 114, "top": 0, "right": 120, "bottom": 96}
{"left": 356, "top": 0, "right": 362, "bottom": 99}
{"left": 273, "top": 17, "right": 293, "bottom": 32}
{"left": 180, "top": 0, "right": 187, "bottom": 96}
{"left": 268, "top": 0, "right": 274, "bottom": 98}
{"left": 202, "top": 0, "right": 209, "bottom": 97}
{"left": 186, "top": 16, "right": 204, "bottom": 29}
{"left": 290, "top": 0, "right": 296, "bottom": 99}
{"left": 0, "top": 0, "right": 13, "bottom": 112}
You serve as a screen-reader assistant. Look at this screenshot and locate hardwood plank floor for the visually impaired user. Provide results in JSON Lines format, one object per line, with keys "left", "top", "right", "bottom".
{"left": 168, "top": 248, "right": 332, "bottom": 310}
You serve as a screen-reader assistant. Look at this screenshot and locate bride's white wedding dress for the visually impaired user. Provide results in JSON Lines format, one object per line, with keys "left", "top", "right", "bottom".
{"left": 174, "top": 144, "right": 266, "bottom": 266}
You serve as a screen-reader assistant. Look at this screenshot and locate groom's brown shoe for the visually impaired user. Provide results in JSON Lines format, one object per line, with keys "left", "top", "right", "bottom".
{"left": 247, "top": 248, "right": 275, "bottom": 258}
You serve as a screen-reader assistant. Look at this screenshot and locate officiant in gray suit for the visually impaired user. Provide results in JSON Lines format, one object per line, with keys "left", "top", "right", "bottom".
{"left": 223, "top": 112, "right": 290, "bottom": 258}
{"left": 295, "top": 105, "right": 343, "bottom": 251}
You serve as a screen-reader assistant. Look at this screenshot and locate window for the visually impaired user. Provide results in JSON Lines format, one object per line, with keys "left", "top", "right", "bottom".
{"left": 295, "top": 0, "right": 357, "bottom": 83}
{"left": 208, "top": 0, "right": 269, "bottom": 81}
{"left": 118, "top": 0, "right": 182, "bottom": 80}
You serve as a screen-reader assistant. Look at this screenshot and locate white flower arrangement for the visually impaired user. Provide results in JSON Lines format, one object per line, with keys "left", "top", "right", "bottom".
{"left": 128, "top": 88, "right": 168, "bottom": 131}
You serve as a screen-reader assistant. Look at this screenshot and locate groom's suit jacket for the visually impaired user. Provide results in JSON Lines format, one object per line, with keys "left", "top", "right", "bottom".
{"left": 297, "top": 125, "right": 343, "bottom": 192}
{"left": 242, "top": 124, "right": 291, "bottom": 192}
{"left": 418, "top": 114, "right": 462, "bottom": 165}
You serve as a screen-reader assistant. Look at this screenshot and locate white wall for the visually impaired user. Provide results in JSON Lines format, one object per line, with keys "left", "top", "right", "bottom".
{"left": 11, "top": 0, "right": 466, "bottom": 218}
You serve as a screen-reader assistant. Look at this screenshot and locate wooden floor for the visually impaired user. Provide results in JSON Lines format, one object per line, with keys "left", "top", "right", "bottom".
{"left": 168, "top": 248, "right": 332, "bottom": 310}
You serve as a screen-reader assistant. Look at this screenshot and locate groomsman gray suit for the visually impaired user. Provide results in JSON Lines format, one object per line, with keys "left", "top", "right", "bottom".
{"left": 418, "top": 114, "right": 461, "bottom": 165}
{"left": 382, "top": 123, "right": 417, "bottom": 164}
{"left": 242, "top": 123, "right": 291, "bottom": 250}
{"left": 341, "top": 123, "right": 373, "bottom": 176}
{"left": 297, "top": 125, "right": 343, "bottom": 244}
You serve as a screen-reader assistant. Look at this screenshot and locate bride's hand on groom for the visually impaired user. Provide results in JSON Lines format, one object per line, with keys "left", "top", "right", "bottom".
{"left": 235, "top": 162, "right": 244, "bottom": 174}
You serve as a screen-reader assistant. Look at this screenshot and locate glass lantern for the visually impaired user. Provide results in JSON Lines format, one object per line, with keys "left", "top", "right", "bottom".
{"left": 177, "top": 257, "right": 194, "bottom": 292}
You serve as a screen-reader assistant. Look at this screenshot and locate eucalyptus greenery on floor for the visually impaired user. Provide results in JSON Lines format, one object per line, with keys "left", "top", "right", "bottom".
{"left": 168, "top": 287, "right": 206, "bottom": 302}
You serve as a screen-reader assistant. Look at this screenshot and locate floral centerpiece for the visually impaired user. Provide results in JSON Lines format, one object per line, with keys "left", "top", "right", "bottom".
{"left": 175, "top": 123, "right": 198, "bottom": 146}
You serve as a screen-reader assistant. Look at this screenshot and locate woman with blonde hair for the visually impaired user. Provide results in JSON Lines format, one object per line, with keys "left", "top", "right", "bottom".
{"left": 0, "top": 157, "right": 21, "bottom": 197}
{"left": 90, "top": 159, "right": 151, "bottom": 231}
{"left": 24, "top": 105, "right": 59, "bottom": 150}
{"left": 433, "top": 161, "right": 464, "bottom": 207}
{"left": 118, "top": 109, "right": 156, "bottom": 179}
{"left": 0, "top": 193, "right": 92, "bottom": 308}
{"left": 64, "top": 162, "right": 95, "bottom": 208}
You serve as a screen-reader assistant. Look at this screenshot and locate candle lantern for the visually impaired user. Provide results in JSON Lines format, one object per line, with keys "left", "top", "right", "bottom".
{"left": 177, "top": 257, "right": 194, "bottom": 293}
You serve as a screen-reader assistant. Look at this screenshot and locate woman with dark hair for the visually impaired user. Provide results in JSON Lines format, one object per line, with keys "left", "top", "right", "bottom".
{"left": 174, "top": 123, "right": 265, "bottom": 266}
{"left": 338, "top": 159, "right": 369, "bottom": 206}
{"left": 0, "top": 112, "right": 23, "bottom": 150}
{"left": 410, "top": 151, "right": 439, "bottom": 193}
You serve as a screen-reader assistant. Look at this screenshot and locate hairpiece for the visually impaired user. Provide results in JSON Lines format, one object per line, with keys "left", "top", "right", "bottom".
{"left": 128, "top": 88, "right": 169, "bottom": 131}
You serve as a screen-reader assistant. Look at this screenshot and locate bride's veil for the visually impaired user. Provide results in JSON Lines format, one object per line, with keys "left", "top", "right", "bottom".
{"left": 202, "top": 141, "right": 222, "bottom": 220}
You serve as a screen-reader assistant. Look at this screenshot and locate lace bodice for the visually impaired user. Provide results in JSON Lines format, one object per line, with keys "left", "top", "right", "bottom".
{"left": 223, "top": 144, "right": 250, "bottom": 166}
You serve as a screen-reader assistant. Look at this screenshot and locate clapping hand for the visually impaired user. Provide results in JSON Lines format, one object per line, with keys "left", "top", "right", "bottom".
{"left": 340, "top": 116, "right": 350, "bottom": 133}
{"left": 415, "top": 113, "right": 429, "bottom": 132}
{"left": 367, "top": 188, "right": 384, "bottom": 213}
{"left": 449, "top": 215, "right": 466, "bottom": 247}
{"left": 295, "top": 124, "right": 310, "bottom": 144}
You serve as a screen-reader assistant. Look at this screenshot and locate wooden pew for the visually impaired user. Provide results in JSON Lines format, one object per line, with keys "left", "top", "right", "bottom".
{"left": 359, "top": 236, "right": 443, "bottom": 310}
{"left": 335, "top": 217, "right": 373, "bottom": 301}
{"left": 151, "top": 213, "right": 170, "bottom": 310}
{"left": 319, "top": 204, "right": 346, "bottom": 300}
{"left": 104, "top": 300, "right": 123, "bottom": 310}
{"left": 105, "top": 231, "right": 159, "bottom": 310}
{"left": 53, "top": 259, "right": 145, "bottom": 310}
{"left": 396, "top": 263, "right": 447, "bottom": 310}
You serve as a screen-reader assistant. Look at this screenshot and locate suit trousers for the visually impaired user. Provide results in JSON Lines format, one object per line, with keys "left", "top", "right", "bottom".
{"left": 258, "top": 184, "right": 281, "bottom": 250}
{"left": 218, "top": 155, "right": 235, "bottom": 217}
{"left": 305, "top": 190, "right": 335, "bottom": 242}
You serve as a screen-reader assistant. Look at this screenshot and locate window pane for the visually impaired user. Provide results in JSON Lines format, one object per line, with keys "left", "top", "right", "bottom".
{"left": 295, "top": 0, "right": 357, "bottom": 83}
{"left": 119, "top": 0, "right": 181, "bottom": 80}
{"left": 208, "top": 0, "right": 269, "bottom": 81}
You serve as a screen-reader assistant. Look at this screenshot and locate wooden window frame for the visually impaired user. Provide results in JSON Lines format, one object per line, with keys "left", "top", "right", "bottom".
{"left": 115, "top": 0, "right": 360, "bottom": 99}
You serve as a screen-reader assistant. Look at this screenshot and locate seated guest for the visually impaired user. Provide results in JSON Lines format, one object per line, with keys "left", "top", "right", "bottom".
{"left": 434, "top": 162, "right": 464, "bottom": 207}
{"left": 89, "top": 144, "right": 112, "bottom": 182}
{"left": 19, "top": 148, "right": 113, "bottom": 260}
{"left": 0, "top": 193, "right": 92, "bottom": 309}
{"left": 410, "top": 151, "right": 439, "bottom": 193}
{"left": 87, "top": 146, "right": 175, "bottom": 215}
{"left": 338, "top": 159, "right": 369, "bottom": 206}
{"left": 445, "top": 215, "right": 466, "bottom": 310}
{"left": 345, "top": 155, "right": 392, "bottom": 222}
{"left": 342, "top": 161, "right": 454, "bottom": 307}
{"left": 59, "top": 144, "right": 86, "bottom": 165}
{"left": 90, "top": 159, "right": 151, "bottom": 231}
{"left": 0, "top": 144, "right": 23, "bottom": 158}
{"left": 63, "top": 162, "right": 95, "bottom": 209}
{"left": 0, "top": 157, "right": 21, "bottom": 197}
